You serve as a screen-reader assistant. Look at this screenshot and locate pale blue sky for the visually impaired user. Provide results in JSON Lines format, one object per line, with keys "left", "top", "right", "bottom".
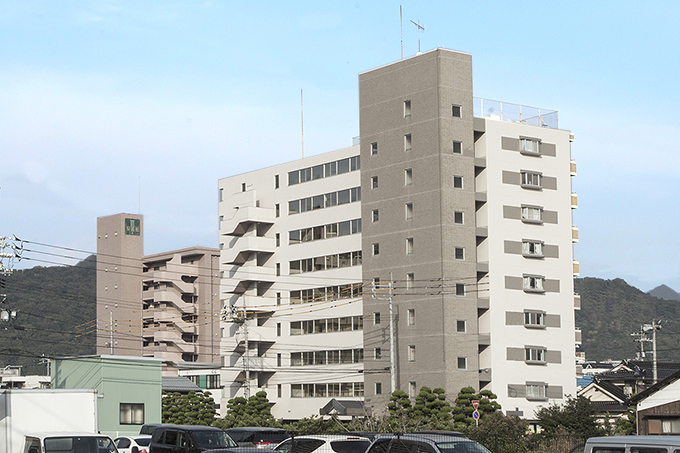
{"left": 1, "top": 1, "right": 679, "bottom": 291}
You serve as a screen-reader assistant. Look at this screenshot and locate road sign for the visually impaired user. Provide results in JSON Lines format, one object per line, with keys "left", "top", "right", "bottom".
{"left": 472, "top": 409, "right": 480, "bottom": 420}
{"left": 472, "top": 399, "right": 479, "bottom": 409}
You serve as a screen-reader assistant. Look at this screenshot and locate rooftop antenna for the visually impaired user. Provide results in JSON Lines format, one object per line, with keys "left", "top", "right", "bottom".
{"left": 400, "top": 6, "right": 403, "bottom": 59}
{"left": 410, "top": 19, "right": 425, "bottom": 53}
{"left": 301, "top": 89, "right": 304, "bottom": 159}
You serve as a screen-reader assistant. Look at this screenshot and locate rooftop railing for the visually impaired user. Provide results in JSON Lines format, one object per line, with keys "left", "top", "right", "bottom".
{"left": 474, "top": 97, "right": 559, "bottom": 129}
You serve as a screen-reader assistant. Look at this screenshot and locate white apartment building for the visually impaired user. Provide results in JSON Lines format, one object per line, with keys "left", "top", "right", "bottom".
{"left": 218, "top": 147, "right": 366, "bottom": 420}
{"left": 218, "top": 48, "right": 578, "bottom": 421}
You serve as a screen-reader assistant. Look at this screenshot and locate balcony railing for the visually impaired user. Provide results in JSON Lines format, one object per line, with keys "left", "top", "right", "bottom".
{"left": 474, "top": 97, "right": 558, "bottom": 129}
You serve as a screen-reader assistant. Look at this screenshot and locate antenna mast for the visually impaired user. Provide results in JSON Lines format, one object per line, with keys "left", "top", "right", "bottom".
{"left": 301, "top": 89, "right": 304, "bottom": 159}
{"left": 410, "top": 19, "right": 425, "bottom": 53}
{"left": 400, "top": 6, "right": 403, "bottom": 59}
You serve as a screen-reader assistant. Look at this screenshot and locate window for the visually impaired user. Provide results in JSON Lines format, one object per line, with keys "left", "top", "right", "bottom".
{"left": 371, "top": 142, "right": 378, "bottom": 155}
{"left": 456, "top": 283, "right": 465, "bottom": 296}
{"left": 120, "top": 403, "right": 144, "bottom": 425}
{"left": 521, "top": 206, "right": 543, "bottom": 223}
{"left": 276, "top": 323, "right": 282, "bottom": 336}
{"left": 457, "top": 320, "right": 466, "bottom": 333}
{"left": 523, "top": 275, "right": 545, "bottom": 292}
{"left": 454, "top": 211, "right": 464, "bottom": 225}
{"left": 405, "top": 203, "right": 413, "bottom": 220}
{"left": 241, "top": 183, "right": 246, "bottom": 192}
{"left": 275, "top": 233, "right": 280, "bottom": 247}
{"left": 374, "top": 312, "right": 381, "bottom": 325}
{"left": 404, "top": 100, "right": 411, "bottom": 117}
{"left": 520, "top": 138, "right": 540, "bottom": 155}
{"left": 375, "top": 382, "right": 383, "bottom": 395}
{"left": 525, "top": 347, "right": 546, "bottom": 363}
{"left": 312, "top": 164, "right": 324, "bottom": 180}
{"left": 521, "top": 171, "right": 542, "bottom": 188}
{"left": 522, "top": 240, "right": 544, "bottom": 257}
{"left": 275, "top": 174, "right": 279, "bottom": 189}
{"left": 277, "top": 292, "right": 281, "bottom": 305}
{"left": 406, "top": 237, "right": 414, "bottom": 255}
{"left": 452, "top": 104, "right": 462, "bottom": 118}
{"left": 406, "top": 273, "right": 414, "bottom": 290}
{"left": 276, "top": 263, "right": 280, "bottom": 276}
{"left": 453, "top": 140, "right": 462, "bottom": 154}
{"left": 275, "top": 204, "right": 280, "bottom": 217}
{"left": 375, "top": 347, "right": 382, "bottom": 360}
{"left": 277, "top": 353, "right": 282, "bottom": 367}
{"left": 404, "top": 134, "right": 412, "bottom": 152}
{"left": 278, "top": 384, "right": 282, "bottom": 398}
{"left": 455, "top": 247, "right": 465, "bottom": 260}
{"left": 526, "top": 384, "right": 547, "bottom": 399}
{"left": 407, "top": 309, "right": 415, "bottom": 326}
{"left": 372, "top": 243, "right": 380, "bottom": 256}
{"left": 453, "top": 175, "right": 463, "bottom": 189}
{"left": 408, "top": 345, "right": 416, "bottom": 362}
{"left": 405, "top": 168, "right": 413, "bottom": 185}
{"left": 371, "top": 176, "right": 378, "bottom": 189}
{"left": 524, "top": 312, "right": 546, "bottom": 327}
{"left": 372, "top": 209, "right": 379, "bottom": 222}
{"left": 409, "top": 381, "right": 417, "bottom": 398}
{"left": 457, "top": 357, "right": 467, "bottom": 370}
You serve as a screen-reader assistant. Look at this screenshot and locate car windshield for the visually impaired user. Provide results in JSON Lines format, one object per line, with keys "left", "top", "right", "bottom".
{"left": 192, "top": 431, "right": 237, "bottom": 449}
{"left": 44, "top": 437, "right": 116, "bottom": 453}
{"left": 135, "top": 439, "right": 151, "bottom": 447}
{"left": 329, "top": 440, "right": 371, "bottom": 453}
{"left": 435, "top": 441, "right": 491, "bottom": 453}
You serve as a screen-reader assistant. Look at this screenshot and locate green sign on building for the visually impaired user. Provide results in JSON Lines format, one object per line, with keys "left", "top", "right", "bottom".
{"left": 125, "top": 218, "right": 140, "bottom": 236}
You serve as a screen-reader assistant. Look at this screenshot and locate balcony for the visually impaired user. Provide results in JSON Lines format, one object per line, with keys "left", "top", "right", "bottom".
{"left": 574, "top": 293, "right": 581, "bottom": 310}
{"left": 571, "top": 192, "right": 578, "bottom": 209}
{"left": 575, "top": 328, "right": 582, "bottom": 345}
{"left": 143, "top": 271, "right": 195, "bottom": 293}
{"left": 223, "top": 236, "right": 275, "bottom": 265}
{"left": 572, "top": 226, "right": 579, "bottom": 243}
{"left": 478, "top": 334, "right": 491, "bottom": 351}
{"left": 573, "top": 260, "right": 580, "bottom": 276}
{"left": 571, "top": 159, "right": 577, "bottom": 176}
{"left": 473, "top": 97, "right": 558, "bottom": 129}
{"left": 222, "top": 206, "right": 275, "bottom": 237}
{"left": 223, "top": 265, "right": 276, "bottom": 294}
{"left": 479, "top": 368, "right": 492, "bottom": 383}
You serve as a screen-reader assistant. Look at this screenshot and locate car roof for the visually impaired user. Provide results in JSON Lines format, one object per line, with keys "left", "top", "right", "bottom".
{"left": 226, "top": 428, "right": 287, "bottom": 432}
{"left": 286, "top": 436, "right": 370, "bottom": 441}
{"left": 27, "top": 433, "right": 112, "bottom": 439}
{"left": 155, "top": 425, "right": 224, "bottom": 432}
{"left": 116, "top": 436, "right": 152, "bottom": 441}
{"left": 587, "top": 436, "right": 680, "bottom": 446}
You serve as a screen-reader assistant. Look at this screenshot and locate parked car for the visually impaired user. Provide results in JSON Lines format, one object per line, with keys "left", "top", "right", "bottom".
{"left": 274, "top": 435, "right": 371, "bottom": 453}
{"left": 365, "top": 433, "right": 490, "bottom": 453}
{"left": 115, "top": 436, "right": 152, "bottom": 453}
{"left": 225, "top": 428, "right": 289, "bottom": 449}
{"left": 584, "top": 436, "right": 680, "bottom": 453}
{"left": 150, "top": 425, "right": 238, "bottom": 453}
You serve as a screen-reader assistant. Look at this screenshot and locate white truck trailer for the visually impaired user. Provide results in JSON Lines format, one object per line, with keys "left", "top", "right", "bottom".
{"left": 0, "top": 389, "right": 114, "bottom": 453}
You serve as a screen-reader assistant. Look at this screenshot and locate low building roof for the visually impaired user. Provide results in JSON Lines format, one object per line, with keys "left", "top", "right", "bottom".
{"left": 162, "top": 376, "right": 202, "bottom": 393}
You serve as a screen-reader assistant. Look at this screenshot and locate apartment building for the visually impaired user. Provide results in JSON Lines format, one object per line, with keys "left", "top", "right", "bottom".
{"left": 96, "top": 213, "right": 221, "bottom": 372}
{"left": 219, "top": 48, "right": 578, "bottom": 420}
{"left": 218, "top": 149, "right": 365, "bottom": 420}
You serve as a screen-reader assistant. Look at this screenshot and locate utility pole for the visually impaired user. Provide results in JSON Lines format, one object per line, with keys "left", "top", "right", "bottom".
{"left": 372, "top": 276, "right": 396, "bottom": 393}
{"left": 632, "top": 320, "right": 663, "bottom": 383}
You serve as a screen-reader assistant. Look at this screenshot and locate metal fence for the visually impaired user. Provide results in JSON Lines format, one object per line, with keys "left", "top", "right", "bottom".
{"left": 473, "top": 98, "right": 559, "bottom": 130}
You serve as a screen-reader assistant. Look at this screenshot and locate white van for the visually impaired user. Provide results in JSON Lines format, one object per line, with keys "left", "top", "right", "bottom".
{"left": 585, "top": 436, "right": 680, "bottom": 453}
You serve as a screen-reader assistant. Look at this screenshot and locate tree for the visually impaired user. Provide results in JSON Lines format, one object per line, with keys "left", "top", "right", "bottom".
{"left": 614, "top": 405, "right": 636, "bottom": 435}
{"left": 452, "top": 387, "right": 501, "bottom": 430}
{"left": 535, "top": 395, "right": 606, "bottom": 437}
{"left": 466, "top": 412, "right": 531, "bottom": 453}
{"left": 162, "top": 391, "right": 216, "bottom": 425}
{"left": 214, "top": 391, "right": 275, "bottom": 429}
{"left": 411, "top": 387, "right": 453, "bottom": 429}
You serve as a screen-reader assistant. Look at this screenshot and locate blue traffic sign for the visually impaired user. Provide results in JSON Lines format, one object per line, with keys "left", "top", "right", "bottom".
{"left": 472, "top": 410, "right": 480, "bottom": 420}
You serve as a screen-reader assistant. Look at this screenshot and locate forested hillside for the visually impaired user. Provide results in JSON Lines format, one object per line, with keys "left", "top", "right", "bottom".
{"left": 2, "top": 262, "right": 679, "bottom": 372}
{"left": 0, "top": 256, "right": 96, "bottom": 372}
{"left": 575, "top": 277, "right": 680, "bottom": 362}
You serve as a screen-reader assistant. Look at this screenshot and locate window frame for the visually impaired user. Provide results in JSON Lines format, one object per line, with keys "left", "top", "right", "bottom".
{"left": 119, "top": 403, "right": 144, "bottom": 425}
{"left": 404, "top": 134, "right": 412, "bottom": 152}
{"left": 371, "top": 142, "right": 378, "bottom": 155}
{"left": 521, "top": 205, "right": 544, "bottom": 224}
{"left": 525, "top": 347, "right": 547, "bottom": 364}
{"left": 453, "top": 140, "right": 463, "bottom": 154}
{"left": 408, "top": 345, "right": 416, "bottom": 362}
{"left": 404, "top": 100, "right": 412, "bottom": 117}
{"left": 453, "top": 175, "right": 463, "bottom": 189}
{"left": 405, "top": 168, "right": 413, "bottom": 186}
{"left": 452, "top": 104, "right": 462, "bottom": 118}
{"left": 523, "top": 274, "right": 545, "bottom": 293}
{"left": 406, "top": 237, "right": 414, "bottom": 255}
{"left": 521, "top": 170, "right": 542, "bottom": 189}
{"left": 457, "top": 357, "right": 467, "bottom": 370}
{"left": 524, "top": 311, "right": 546, "bottom": 329}
{"left": 371, "top": 176, "right": 378, "bottom": 189}
{"left": 522, "top": 240, "right": 544, "bottom": 258}
{"left": 520, "top": 137, "right": 541, "bottom": 155}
